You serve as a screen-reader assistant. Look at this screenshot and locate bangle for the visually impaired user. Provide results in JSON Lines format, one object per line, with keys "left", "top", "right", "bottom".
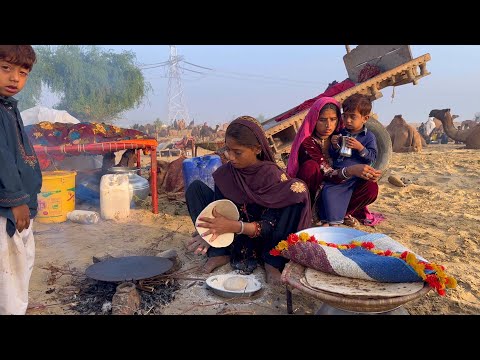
{"left": 248, "top": 221, "right": 261, "bottom": 238}
{"left": 341, "top": 167, "right": 351, "bottom": 179}
{"left": 237, "top": 221, "right": 244, "bottom": 235}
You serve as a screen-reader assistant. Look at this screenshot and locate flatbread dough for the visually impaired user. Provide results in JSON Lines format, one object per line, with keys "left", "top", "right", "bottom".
{"left": 223, "top": 276, "right": 249, "bottom": 291}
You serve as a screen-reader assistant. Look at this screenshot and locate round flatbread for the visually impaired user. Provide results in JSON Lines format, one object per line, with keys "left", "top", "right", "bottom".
{"left": 195, "top": 199, "right": 239, "bottom": 248}
{"left": 303, "top": 268, "right": 424, "bottom": 298}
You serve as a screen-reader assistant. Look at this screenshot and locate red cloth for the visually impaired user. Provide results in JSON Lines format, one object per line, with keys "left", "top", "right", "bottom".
{"left": 273, "top": 79, "right": 355, "bottom": 123}
{"left": 358, "top": 64, "right": 381, "bottom": 83}
{"left": 297, "top": 159, "right": 325, "bottom": 203}
{"left": 25, "top": 122, "right": 150, "bottom": 147}
{"left": 347, "top": 180, "right": 379, "bottom": 220}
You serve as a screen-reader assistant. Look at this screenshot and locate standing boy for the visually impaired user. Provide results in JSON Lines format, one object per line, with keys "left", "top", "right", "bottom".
{"left": 0, "top": 45, "right": 42, "bottom": 314}
{"left": 320, "top": 93, "right": 377, "bottom": 226}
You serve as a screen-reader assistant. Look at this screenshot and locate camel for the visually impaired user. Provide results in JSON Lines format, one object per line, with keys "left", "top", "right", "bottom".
{"left": 154, "top": 156, "right": 186, "bottom": 194}
{"left": 199, "top": 123, "right": 215, "bottom": 141}
{"left": 385, "top": 115, "right": 424, "bottom": 152}
{"left": 461, "top": 119, "right": 478, "bottom": 130}
{"left": 429, "top": 109, "right": 480, "bottom": 149}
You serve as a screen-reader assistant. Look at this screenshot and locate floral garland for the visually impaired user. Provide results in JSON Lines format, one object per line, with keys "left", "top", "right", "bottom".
{"left": 270, "top": 232, "right": 457, "bottom": 296}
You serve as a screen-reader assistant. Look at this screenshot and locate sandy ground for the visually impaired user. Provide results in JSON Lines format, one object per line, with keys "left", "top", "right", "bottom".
{"left": 26, "top": 143, "right": 480, "bottom": 315}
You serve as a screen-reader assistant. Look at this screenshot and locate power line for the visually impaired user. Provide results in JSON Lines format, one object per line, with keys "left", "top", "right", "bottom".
{"left": 182, "top": 60, "right": 325, "bottom": 85}
{"left": 183, "top": 60, "right": 214, "bottom": 71}
{"left": 141, "top": 54, "right": 329, "bottom": 89}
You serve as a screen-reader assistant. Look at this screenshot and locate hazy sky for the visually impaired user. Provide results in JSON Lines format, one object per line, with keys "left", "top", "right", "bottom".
{"left": 57, "top": 45, "right": 480, "bottom": 127}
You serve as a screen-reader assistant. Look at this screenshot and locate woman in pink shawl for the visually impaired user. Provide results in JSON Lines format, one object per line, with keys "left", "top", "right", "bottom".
{"left": 286, "top": 97, "right": 381, "bottom": 226}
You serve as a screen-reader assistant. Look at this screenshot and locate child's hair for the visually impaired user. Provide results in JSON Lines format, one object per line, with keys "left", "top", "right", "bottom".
{"left": 226, "top": 116, "right": 268, "bottom": 160}
{"left": 226, "top": 123, "right": 260, "bottom": 148}
{"left": 0, "top": 45, "right": 36, "bottom": 71}
{"left": 342, "top": 93, "right": 372, "bottom": 116}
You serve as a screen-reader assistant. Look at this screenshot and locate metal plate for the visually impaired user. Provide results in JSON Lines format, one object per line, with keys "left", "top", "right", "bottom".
{"left": 296, "top": 227, "right": 367, "bottom": 244}
{"left": 206, "top": 274, "right": 262, "bottom": 298}
{"left": 85, "top": 256, "right": 173, "bottom": 282}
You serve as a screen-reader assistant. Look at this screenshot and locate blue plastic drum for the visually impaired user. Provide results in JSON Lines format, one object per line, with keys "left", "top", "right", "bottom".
{"left": 182, "top": 155, "right": 222, "bottom": 191}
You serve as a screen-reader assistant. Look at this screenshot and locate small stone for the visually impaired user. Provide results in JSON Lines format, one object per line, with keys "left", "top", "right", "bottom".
{"left": 388, "top": 175, "right": 406, "bottom": 187}
{"left": 92, "top": 253, "right": 114, "bottom": 264}
{"left": 156, "top": 249, "right": 178, "bottom": 259}
{"left": 111, "top": 282, "right": 141, "bottom": 315}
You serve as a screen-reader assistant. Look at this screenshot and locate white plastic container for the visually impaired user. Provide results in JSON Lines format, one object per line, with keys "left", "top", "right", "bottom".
{"left": 100, "top": 174, "right": 131, "bottom": 220}
{"left": 67, "top": 210, "right": 100, "bottom": 224}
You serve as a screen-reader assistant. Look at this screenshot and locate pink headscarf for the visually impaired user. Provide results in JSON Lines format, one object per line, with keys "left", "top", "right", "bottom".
{"left": 286, "top": 97, "right": 343, "bottom": 178}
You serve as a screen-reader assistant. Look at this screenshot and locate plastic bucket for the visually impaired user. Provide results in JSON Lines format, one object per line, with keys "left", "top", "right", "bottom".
{"left": 37, "top": 170, "right": 77, "bottom": 223}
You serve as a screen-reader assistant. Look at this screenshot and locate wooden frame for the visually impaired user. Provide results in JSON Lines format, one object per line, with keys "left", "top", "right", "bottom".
{"left": 33, "top": 140, "right": 159, "bottom": 214}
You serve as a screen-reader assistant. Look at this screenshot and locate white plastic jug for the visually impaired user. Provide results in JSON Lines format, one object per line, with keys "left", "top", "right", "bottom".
{"left": 100, "top": 174, "right": 131, "bottom": 220}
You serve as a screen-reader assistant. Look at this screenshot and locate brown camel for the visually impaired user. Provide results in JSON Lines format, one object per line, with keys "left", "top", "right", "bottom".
{"left": 461, "top": 119, "right": 478, "bottom": 130}
{"left": 385, "top": 115, "right": 424, "bottom": 153}
{"left": 154, "top": 156, "right": 186, "bottom": 194}
{"left": 429, "top": 109, "right": 480, "bottom": 149}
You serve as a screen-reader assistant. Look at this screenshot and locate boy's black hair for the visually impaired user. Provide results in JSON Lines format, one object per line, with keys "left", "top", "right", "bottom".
{"left": 0, "top": 45, "right": 36, "bottom": 71}
{"left": 342, "top": 93, "right": 372, "bottom": 117}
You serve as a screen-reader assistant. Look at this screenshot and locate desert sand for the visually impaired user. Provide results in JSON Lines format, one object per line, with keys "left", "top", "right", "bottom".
{"left": 26, "top": 143, "right": 480, "bottom": 315}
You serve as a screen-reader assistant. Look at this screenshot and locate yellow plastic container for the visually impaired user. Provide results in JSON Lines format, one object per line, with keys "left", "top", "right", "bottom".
{"left": 37, "top": 171, "right": 77, "bottom": 223}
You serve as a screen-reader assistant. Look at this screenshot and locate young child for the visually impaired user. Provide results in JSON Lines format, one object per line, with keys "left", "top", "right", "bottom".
{"left": 320, "top": 93, "right": 377, "bottom": 226}
{"left": 0, "top": 45, "right": 42, "bottom": 314}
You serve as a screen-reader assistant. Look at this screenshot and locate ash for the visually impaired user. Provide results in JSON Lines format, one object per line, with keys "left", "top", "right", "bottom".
{"left": 61, "top": 277, "right": 179, "bottom": 315}
{"left": 138, "top": 282, "right": 180, "bottom": 315}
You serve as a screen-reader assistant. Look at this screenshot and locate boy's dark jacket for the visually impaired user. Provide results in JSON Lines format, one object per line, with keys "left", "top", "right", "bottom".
{"left": 0, "top": 95, "right": 42, "bottom": 236}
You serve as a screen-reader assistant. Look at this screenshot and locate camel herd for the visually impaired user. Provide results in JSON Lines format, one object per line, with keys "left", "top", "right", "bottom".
{"left": 385, "top": 110, "right": 480, "bottom": 151}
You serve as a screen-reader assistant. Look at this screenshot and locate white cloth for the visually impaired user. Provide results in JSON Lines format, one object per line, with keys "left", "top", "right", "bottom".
{"left": 0, "top": 217, "right": 35, "bottom": 315}
{"left": 20, "top": 106, "right": 80, "bottom": 126}
{"left": 425, "top": 117, "right": 436, "bottom": 137}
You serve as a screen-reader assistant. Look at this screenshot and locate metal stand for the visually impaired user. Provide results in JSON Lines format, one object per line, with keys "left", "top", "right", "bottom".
{"left": 315, "top": 303, "right": 409, "bottom": 315}
{"left": 286, "top": 287, "right": 293, "bottom": 314}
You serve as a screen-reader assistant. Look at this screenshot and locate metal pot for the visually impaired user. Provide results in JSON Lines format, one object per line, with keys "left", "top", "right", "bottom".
{"left": 108, "top": 167, "right": 150, "bottom": 203}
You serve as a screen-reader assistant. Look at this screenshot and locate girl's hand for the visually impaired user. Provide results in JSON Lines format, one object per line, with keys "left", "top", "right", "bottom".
{"left": 186, "top": 234, "right": 210, "bottom": 255}
{"left": 196, "top": 207, "right": 239, "bottom": 243}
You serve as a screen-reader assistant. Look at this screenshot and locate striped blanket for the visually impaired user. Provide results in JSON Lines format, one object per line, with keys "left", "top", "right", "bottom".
{"left": 272, "top": 233, "right": 456, "bottom": 295}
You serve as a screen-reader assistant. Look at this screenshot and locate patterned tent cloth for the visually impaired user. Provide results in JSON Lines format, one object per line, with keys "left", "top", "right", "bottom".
{"left": 25, "top": 121, "right": 151, "bottom": 147}
{"left": 271, "top": 232, "right": 457, "bottom": 295}
{"left": 25, "top": 121, "right": 153, "bottom": 169}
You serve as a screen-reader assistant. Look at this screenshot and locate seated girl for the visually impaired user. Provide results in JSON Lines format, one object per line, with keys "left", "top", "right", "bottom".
{"left": 185, "top": 116, "right": 311, "bottom": 284}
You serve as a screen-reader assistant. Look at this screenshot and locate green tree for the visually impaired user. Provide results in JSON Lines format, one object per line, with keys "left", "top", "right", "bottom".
{"left": 257, "top": 114, "right": 266, "bottom": 123}
{"left": 153, "top": 118, "right": 163, "bottom": 139}
{"left": 16, "top": 47, "right": 51, "bottom": 110}
{"left": 17, "top": 45, "right": 151, "bottom": 123}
